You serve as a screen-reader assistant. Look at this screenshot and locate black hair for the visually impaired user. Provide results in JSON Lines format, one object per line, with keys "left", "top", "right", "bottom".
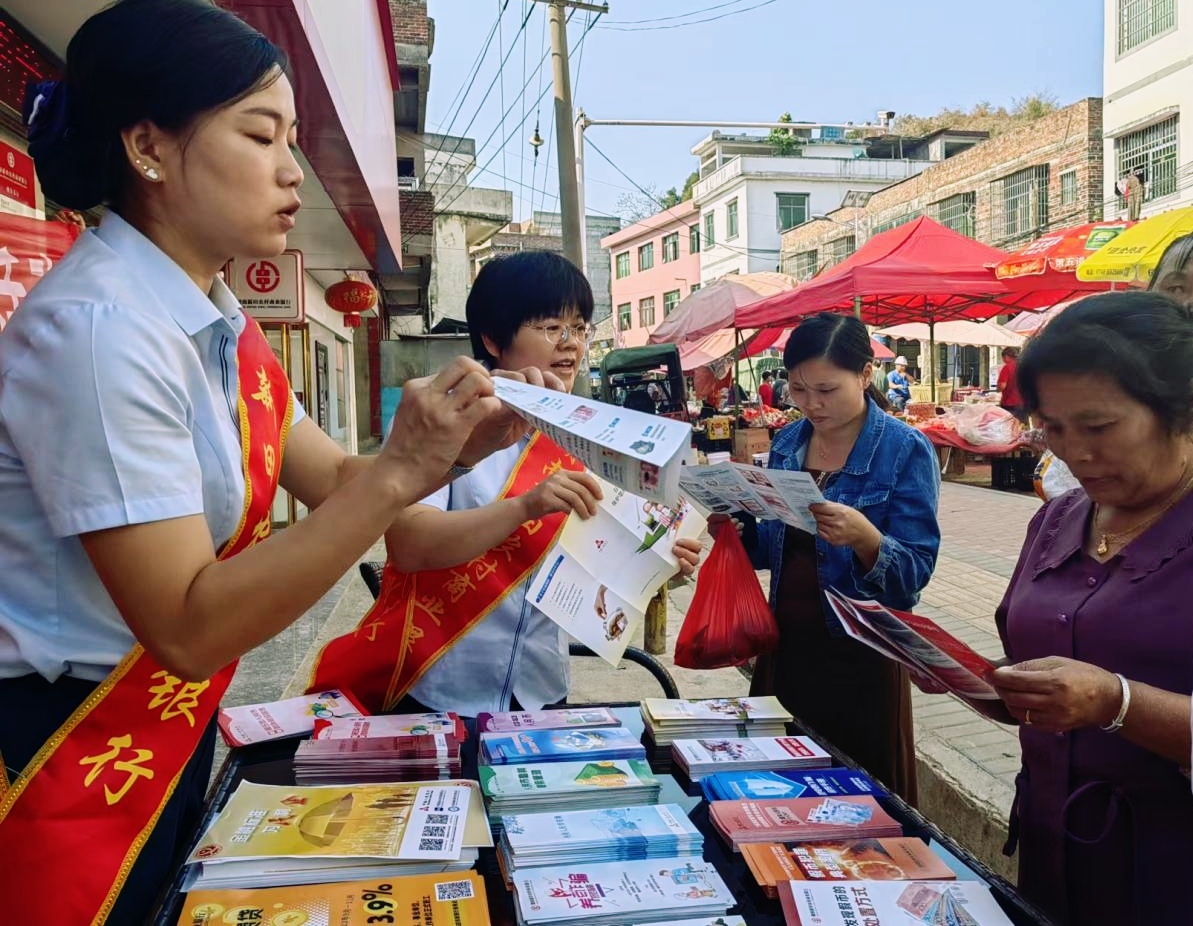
{"left": 1018, "top": 291, "right": 1193, "bottom": 434}
{"left": 1002, "top": 347, "right": 1019, "bottom": 359}
{"left": 776, "top": 369, "right": 788, "bottom": 380}
{"left": 783, "top": 311, "right": 874, "bottom": 373}
{"left": 466, "top": 251, "right": 594, "bottom": 366}
{"left": 761, "top": 370, "right": 774, "bottom": 381}
{"left": 26, "top": 0, "right": 287, "bottom": 210}
{"left": 1147, "top": 234, "right": 1193, "bottom": 290}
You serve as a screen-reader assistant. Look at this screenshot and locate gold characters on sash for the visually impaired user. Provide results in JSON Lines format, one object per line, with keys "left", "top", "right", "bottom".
{"left": 147, "top": 670, "right": 209, "bottom": 726}
{"left": 251, "top": 366, "right": 275, "bottom": 413}
{"left": 79, "top": 735, "right": 155, "bottom": 806}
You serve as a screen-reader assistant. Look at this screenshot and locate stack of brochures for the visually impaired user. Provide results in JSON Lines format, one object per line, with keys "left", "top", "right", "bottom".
{"left": 640, "top": 696, "right": 792, "bottom": 763}
{"left": 671, "top": 734, "right": 831, "bottom": 782}
{"left": 510, "top": 857, "right": 735, "bottom": 926}
{"left": 497, "top": 803, "right": 703, "bottom": 877}
{"left": 479, "top": 726, "right": 646, "bottom": 765}
{"left": 216, "top": 689, "right": 366, "bottom": 747}
{"left": 178, "top": 872, "right": 491, "bottom": 925}
{"left": 635, "top": 919, "right": 746, "bottom": 926}
{"left": 293, "top": 712, "right": 466, "bottom": 784}
{"left": 742, "top": 837, "right": 956, "bottom": 898}
{"left": 777, "top": 879, "right": 1015, "bottom": 926}
{"left": 709, "top": 795, "right": 902, "bottom": 852}
{"left": 699, "top": 766, "right": 883, "bottom": 803}
{"left": 477, "top": 706, "right": 621, "bottom": 733}
{"left": 183, "top": 780, "right": 490, "bottom": 890}
{"left": 479, "top": 759, "right": 662, "bottom": 824}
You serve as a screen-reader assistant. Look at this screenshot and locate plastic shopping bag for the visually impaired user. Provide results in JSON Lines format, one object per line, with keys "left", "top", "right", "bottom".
{"left": 674, "top": 521, "right": 778, "bottom": 669}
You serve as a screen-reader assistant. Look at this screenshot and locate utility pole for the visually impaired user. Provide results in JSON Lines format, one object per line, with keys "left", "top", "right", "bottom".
{"left": 532, "top": 0, "right": 606, "bottom": 270}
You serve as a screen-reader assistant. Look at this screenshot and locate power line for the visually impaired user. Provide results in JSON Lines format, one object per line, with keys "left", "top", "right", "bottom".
{"left": 599, "top": 0, "right": 776, "bottom": 31}
{"left": 604, "top": 0, "right": 752, "bottom": 25}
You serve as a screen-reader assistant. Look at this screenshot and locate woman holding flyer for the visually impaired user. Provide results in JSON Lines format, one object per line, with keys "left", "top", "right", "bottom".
{"left": 307, "top": 252, "right": 702, "bottom": 717}
{"left": 744, "top": 312, "right": 940, "bottom": 803}
{"left": 989, "top": 291, "right": 1193, "bottom": 925}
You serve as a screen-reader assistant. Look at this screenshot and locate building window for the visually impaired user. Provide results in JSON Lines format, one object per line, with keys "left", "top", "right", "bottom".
{"left": 689, "top": 224, "right": 701, "bottom": 253}
{"left": 638, "top": 296, "right": 656, "bottom": 327}
{"left": 617, "top": 303, "right": 632, "bottom": 330}
{"left": 726, "top": 199, "right": 739, "bottom": 239}
{"left": 663, "top": 289, "right": 681, "bottom": 316}
{"left": 703, "top": 212, "right": 715, "bottom": 249}
{"left": 638, "top": 242, "right": 654, "bottom": 271}
{"left": 615, "top": 251, "right": 630, "bottom": 279}
{"left": 662, "top": 232, "right": 680, "bottom": 263}
{"left": 690, "top": 283, "right": 701, "bottom": 293}
{"left": 823, "top": 236, "right": 856, "bottom": 266}
{"left": 1059, "top": 170, "right": 1078, "bottom": 207}
{"left": 928, "top": 192, "right": 976, "bottom": 237}
{"left": 1115, "top": 115, "right": 1179, "bottom": 204}
{"left": 1118, "top": 0, "right": 1176, "bottom": 55}
{"left": 783, "top": 249, "right": 819, "bottom": 280}
{"left": 871, "top": 210, "right": 922, "bottom": 234}
{"left": 990, "top": 165, "right": 1049, "bottom": 244}
{"left": 776, "top": 193, "right": 810, "bottom": 231}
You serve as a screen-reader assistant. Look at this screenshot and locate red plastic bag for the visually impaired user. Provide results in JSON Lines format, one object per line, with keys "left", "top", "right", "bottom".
{"left": 674, "top": 521, "right": 778, "bottom": 669}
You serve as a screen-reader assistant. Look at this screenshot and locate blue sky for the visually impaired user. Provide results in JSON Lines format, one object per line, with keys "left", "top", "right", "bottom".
{"left": 424, "top": 0, "right": 1104, "bottom": 221}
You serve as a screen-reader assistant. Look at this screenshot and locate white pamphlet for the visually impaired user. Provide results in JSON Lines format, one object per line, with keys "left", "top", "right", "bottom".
{"left": 529, "top": 476, "right": 706, "bottom": 665}
{"left": 679, "top": 461, "right": 825, "bottom": 534}
{"left": 493, "top": 378, "right": 692, "bottom": 505}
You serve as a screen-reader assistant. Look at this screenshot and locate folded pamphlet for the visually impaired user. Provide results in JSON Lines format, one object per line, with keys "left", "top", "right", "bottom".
{"left": 679, "top": 461, "right": 825, "bottom": 533}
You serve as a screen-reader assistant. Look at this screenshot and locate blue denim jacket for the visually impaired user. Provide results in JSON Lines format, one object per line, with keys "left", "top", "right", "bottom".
{"left": 751, "top": 398, "right": 941, "bottom": 632}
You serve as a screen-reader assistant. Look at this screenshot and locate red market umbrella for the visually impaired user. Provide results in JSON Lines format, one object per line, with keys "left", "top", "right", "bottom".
{"left": 735, "top": 217, "right": 1085, "bottom": 331}
{"left": 647, "top": 271, "right": 797, "bottom": 344}
{"left": 747, "top": 328, "right": 894, "bottom": 360}
{"left": 993, "top": 221, "right": 1135, "bottom": 284}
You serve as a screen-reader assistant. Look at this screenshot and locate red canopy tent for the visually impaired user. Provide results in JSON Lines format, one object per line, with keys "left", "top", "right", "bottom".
{"left": 735, "top": 217, "right": 1104, "bottom": 399}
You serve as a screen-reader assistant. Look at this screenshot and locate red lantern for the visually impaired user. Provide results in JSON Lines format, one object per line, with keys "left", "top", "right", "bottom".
{"left": 325, "top": 279, "right": 378, "bottom": 329}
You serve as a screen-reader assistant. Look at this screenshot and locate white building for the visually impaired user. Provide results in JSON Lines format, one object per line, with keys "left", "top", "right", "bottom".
{"left": 690, "top": 128, "right": 940, "bottom": 283}
{"left": 1101, "top": 0, "right": 1193, "bottom": 218}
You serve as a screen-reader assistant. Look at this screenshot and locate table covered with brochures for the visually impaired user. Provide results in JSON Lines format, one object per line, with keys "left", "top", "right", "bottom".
{"left": 152, "top": 701, "right": 1053, "bottom": 926}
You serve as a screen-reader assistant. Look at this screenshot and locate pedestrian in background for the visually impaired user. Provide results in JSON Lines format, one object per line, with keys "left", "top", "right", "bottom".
{"left": 742, "top": 313, "right": 941, "bottom": 803}
{"left": 886, "top": 355, "right": 914, "bottom": 411}
{"left": 989, "top": 291, "right": 1193, "bottom": 924}
{"left": 759, "top": 369, "right": 775, "bottom": 407}
{"left": 0, "top": 2, "right": 537, "bottom": 920}
{"left": 996, "top": 347, "right": 1025, "bottom": 422}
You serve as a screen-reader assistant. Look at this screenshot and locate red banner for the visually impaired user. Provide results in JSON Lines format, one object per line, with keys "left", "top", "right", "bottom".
{"left": 0, "top": 211, "right": 80, "bottom": 330}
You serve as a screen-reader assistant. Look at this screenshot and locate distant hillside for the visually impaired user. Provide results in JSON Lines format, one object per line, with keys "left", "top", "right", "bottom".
{"left": 892, "top": 94, "right": 1060, "bottom": 138}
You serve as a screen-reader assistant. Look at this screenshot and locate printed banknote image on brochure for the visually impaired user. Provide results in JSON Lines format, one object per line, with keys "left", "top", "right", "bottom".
{"left": 679, "top": 462, "right": 824, "bottom": 534}
{"left": 825, "top": 589, "right": 999, "bottom": 701}
{"left": 492, "top": 378, "right": 691, "bottom": 505}
{"left": 530, "top": 476, "right": 705, "bottom": 664}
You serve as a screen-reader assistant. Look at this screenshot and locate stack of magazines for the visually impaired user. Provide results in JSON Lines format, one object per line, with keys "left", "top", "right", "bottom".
{"left": 709, "top": 795, "right": 901, "bottom": 852}
{"left": 497, "top": 803, "right": 703, "bottom": 878}
{"left": 477, "top": 706, "right": 621, "bottom": 733}
{"left": 293, "top": 712, "right": 466, "bottom": 784}
{"left": 671, "top": 734, "right": 831, "bottom": 782}
{"left": 778, "top": 879, "right": 1015, "bottom": 926}
{"left": 479, "top": 759, "right": 661, "bottom": 825}
{"left": 510, "top": 857, "right": 735, "bottom": 926}
{"left": 479, "top": 726, "right": 646, "bottom": 765}
{"left": 640, "top": 696, "right": 793, "bottom": 764}
{"left": 741, "top": 837, "right": 956, "bottom": 898}
{"left": 699, "top": 766, "right": 883, "bottom": 802}
{"left": 183, "top": 780, "right": 490, "bottom": 889}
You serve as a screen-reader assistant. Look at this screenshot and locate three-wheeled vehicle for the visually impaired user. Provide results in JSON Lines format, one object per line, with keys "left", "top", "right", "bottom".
{"left": 597, "top": 344, "right": 689, "bottom": 423}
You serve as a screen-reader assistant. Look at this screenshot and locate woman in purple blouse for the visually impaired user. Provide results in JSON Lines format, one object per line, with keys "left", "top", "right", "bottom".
{"left": 989, "top": 290, "right": 1193, "bottom": 925}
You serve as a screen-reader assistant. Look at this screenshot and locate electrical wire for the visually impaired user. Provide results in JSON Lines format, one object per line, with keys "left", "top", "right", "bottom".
{"left": 599, "top": 0, "right": 776, "bottom": 31}
{"left": 604, "top": 0, "right": 753, "bottom": 25}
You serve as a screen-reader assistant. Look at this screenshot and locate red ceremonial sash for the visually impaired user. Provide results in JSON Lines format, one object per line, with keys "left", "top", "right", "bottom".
{"left": 0, "top": 319, "right": 292, "bottom": 924}
{"left": 307, "top": 433, "right": 582, "bottom": 713}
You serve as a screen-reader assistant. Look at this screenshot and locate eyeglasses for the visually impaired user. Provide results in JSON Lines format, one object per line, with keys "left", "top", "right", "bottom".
{"left": 523, "top": 322, "right": 597, "bottom": 346}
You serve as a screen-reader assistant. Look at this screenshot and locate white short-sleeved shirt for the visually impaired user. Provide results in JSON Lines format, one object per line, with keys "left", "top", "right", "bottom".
{"left": 0, "top": 212, "right": 304, "bottom": 682}
{"left": 406, "top": 440, "right": 569, "bottom": 716}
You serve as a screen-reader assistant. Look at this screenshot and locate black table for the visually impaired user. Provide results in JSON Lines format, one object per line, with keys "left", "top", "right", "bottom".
{"left": 152, "top": 704, "right": 1053, "bottom": 926}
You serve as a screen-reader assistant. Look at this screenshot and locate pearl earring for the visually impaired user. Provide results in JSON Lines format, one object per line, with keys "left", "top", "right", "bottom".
{"left": 141, "top": 164, "right": 160, "bottom": 181}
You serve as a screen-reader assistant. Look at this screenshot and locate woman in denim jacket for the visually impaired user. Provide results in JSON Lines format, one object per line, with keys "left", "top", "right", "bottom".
{"left": 745, "top": 313, "right": 941, "bottom": 803}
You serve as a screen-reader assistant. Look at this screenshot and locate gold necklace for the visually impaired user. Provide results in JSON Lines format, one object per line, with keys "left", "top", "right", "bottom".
{"left": 1093, "top": 461, "right": 1193, "bottom": 556}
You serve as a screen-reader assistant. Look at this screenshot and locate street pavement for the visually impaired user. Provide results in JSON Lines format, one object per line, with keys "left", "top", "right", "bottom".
{"left": 219, "top": 478, "right": 1040, "bottom": 879}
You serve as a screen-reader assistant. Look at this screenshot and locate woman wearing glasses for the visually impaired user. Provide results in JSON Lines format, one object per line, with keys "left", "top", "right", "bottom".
{"left": 307, "top": 251, "right": 702, "bottom": 716}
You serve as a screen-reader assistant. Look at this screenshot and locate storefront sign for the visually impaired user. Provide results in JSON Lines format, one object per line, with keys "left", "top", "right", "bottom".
{"left": 0, "top": 211, "right": 80, "bottom": 330}
{"left": 0, "top": 141, "right": 36, "bottom": 210}
{"left": 226, "top": 250, "right": 305, "bottom": 324}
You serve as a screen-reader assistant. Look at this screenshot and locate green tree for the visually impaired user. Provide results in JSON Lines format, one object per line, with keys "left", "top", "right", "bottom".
{"left": 767, "top": 112, "right": 800, "bottom": 156}
{"left": 680, "top": 170, "right": 699, "bottom": 201}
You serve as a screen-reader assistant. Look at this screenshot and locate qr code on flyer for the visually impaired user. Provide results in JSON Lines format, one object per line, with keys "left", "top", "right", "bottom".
{"left": 435, "top": 879, "right": 475, "bottom": 902}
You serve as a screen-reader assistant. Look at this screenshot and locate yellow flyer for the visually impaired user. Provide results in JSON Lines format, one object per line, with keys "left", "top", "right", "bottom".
{"left": 177, "top": 871, "right": 490, "bottom": 925}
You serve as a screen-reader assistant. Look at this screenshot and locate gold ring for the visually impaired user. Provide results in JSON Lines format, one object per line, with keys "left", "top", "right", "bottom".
{"left": 1024, "top": 709, "right": 1032, "bottom": 726}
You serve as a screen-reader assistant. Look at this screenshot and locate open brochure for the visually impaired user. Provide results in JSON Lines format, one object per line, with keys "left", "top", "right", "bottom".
{"left": 530, "top": 476, "right": 706, "bottom": 665}
{"left": 216, "top": 689, "right": 366, "bottom": 747}
{"left": 679, "top": 461, "right": 825, "bottom": 534}
{"left": 825, "top": 590, "right": 999, "bottom": 701}
{"left": 493, "top": 378, "right": 692, "bottom": 505}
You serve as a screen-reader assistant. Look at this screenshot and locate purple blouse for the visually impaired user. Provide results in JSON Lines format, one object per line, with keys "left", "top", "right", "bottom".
{"left": 996, "top": 489, "right": 1193, "bottom": 925}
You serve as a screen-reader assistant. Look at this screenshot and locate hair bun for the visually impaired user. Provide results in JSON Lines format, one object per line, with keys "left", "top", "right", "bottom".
{"left": 24, "top": 80, "right": 112, "bottom": 211}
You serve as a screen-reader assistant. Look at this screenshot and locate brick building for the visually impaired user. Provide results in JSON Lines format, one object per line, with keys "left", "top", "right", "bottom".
{"left": 777, "top": 98, "right": 1104, "bottom": 387}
